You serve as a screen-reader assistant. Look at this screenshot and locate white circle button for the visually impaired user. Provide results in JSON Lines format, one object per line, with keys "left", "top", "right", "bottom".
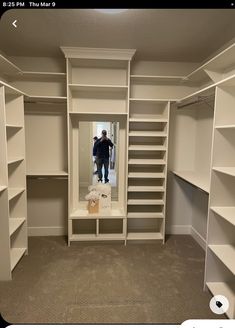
{"left": 210, "top": 295, "right": 229, "bottom": 315}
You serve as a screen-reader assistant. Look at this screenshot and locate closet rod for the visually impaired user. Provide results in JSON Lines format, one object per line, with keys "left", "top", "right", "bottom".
{"left": 177, "top": 94, "right": 214, "bottom": 109}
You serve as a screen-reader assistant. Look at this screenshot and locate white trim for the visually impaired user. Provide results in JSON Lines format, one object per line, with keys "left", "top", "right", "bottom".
{"left": 191, "top": 226, "right": 206, "bottom": 250}
{"left": 166, "top": 225, "right": 191, "bottom": 234}
{"left": 28, "top": 226, "right": 66, "bottom": 236}
{"left": 60, "top": 47, "right": 136, "bottom": 60}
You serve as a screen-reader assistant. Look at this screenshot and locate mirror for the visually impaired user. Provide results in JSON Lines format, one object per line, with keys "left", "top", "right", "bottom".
{"left": 79, "top": 121, "right": 119, "bottom": 201}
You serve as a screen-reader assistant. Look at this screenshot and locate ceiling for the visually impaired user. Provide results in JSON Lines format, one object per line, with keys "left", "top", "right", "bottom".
{"left": 0, "top": 9, "right": 235, "bottom": 62}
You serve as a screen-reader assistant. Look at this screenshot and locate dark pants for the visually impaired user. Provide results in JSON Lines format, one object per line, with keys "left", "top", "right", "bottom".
{"left": 96, "top": 157, "right": 109, "bottom": 182}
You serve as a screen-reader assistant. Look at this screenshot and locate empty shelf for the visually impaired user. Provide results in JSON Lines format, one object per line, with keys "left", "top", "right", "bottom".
{"left": 0, "top": 185, "right": 7, "bottom": 193}
{"left": 130, "top": 98, "right": 176, "bottom": 102}
{"left": 211, "top": 207, "right": 235, "bottom": 226}
{"left": 0, "top": 54, "right": 22, "bottom": 76}
{"left": 128, "top": 186, "right": 165, "bottom": 192}
{"left": 128, "top": 159, "right": 165, "bottom": 165}
{"left": 129, "top": 145, "right": 166, "bottom": 151}
{"left": 129, "top": 117, "right": 168, "bottom": 123}
{"left": 128, "top": 172, "right": 165, "bottom": 178}
{"left": 70, "top": 234, "right": 125, "bottom": 241}
{"left": 10, "top": 248, "right": 26, "bottom": 271}
{"left": 216, "top": 124, "right": 235, "bottom": 129}
{"left": 213, "top": 167, "right": 235, "bottom": 177}
{"left": 8, "top": 157, "right": 24, "bottom": 165}
{"left": 9, "top": 218, "right": 25, "bottom": 236}
{"left": 8, "top": 188, "right": 25, "bottom": 201}
{"left": 128, "top": 199, "right": 164, "bottom": 205}
{"left": 71, "top": 202, "right": 125, "bottom": 218}
{"left": 206, "top": 282, "right": 235, "bottom": 319}
{"left": 173, "top": 171, "right": 210, "bottom": 193}
{"left": 128, "top": 212, "right": 164, "bottom": 219}
{"left": 209, "top": 245, "right": 235, "bottom": 275}
{"left": 25, "top": 95, "right": 67, "bottom": 103}
{"left": 6, "top": 124, "right": 23, "bottom": 130}
{"left": 127, "top": 232, "right": 163, "bottom": 240}
{"left": 69, "top": 84, "right": 128, "bottom": 92}
{"left": 130, "top": 74, "right": 184, "bottom": 83}
{"left": 27, "top": 171, "right": 68, "bottom": 177}
{"left": 129, "top": 131, "right": 167, "bottom": 137}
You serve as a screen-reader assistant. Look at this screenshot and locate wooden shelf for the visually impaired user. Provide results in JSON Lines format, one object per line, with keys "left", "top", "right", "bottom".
{"left": 127, "top": 232, "right": 163, "bottom": 240}
{"left": 206, "top": 282, "right": 235, "bottom": 319}
{"left": 8, "top": 188, "right": 25, "bottom": 201}
{"left": 209, "top": 245, "right": 235, "bottom": 275}
{"left": 27, "top": 171, "right": 68, "bottom": 177}
{"left": 213, "top": 167, "right": 235, "bottom": 177}
{"left": 128, "top": 172, "right": 165, "bottom": 178}
{"left": 8, "top": 157, "right": 24, "bottom": 165}
{"left": 10, "top": 248, "right": 26, "bottom": 271}
{"left": 173, "top": 170, "right": 210, "bottom": 193}
{"left": 128, "top": 159, "right": 165, "bottom": 165}
{"left": 9, "top": 218, "right": 25, "bottom": 236}
{"left": 69, "top": 83, "right": 128, "bottom": 92}
{"left": 128, "top": 186, "right": 165, "bottom": 192}
{"left": 129, "top": 118, "right": 168, "bottom": 123}
{"left": 70, "top": 233, "right": 125, "bottom": 241}
{"left": 129, "top": 131, "right": 167, "bottom": 137}
{"left": 71, "top": 202, "right": 125, "bottom": 219}
{"left": 129, "top": 145, "right": 166, "bottom": 151}
{"left": 0, "top": 185, "right": 7, "bottom": 193}
{"left": 128, "top": 212, "right": 164, "bottom": 219}
{"left": 128, "top": 199, "right": 164, "bottom": 205}
{"left": 211, "top": 207, "right": 235, "bottom": 227}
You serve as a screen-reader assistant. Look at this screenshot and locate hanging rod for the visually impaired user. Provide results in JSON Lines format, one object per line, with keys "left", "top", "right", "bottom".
{"left": 177, "top": 94, "right": 215, "bottom": 109}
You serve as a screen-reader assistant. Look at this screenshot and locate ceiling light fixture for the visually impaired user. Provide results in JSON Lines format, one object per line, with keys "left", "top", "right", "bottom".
{"left": 94, "top": 9, "right": 128, "bottom": 14}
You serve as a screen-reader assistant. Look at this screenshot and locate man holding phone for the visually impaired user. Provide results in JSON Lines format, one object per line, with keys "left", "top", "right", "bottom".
{"left": 93, "top": 130, "right": 113, "bottom": 183}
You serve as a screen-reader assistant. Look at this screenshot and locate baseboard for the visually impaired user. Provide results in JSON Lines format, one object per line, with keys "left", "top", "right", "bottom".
{"left": 28, "top": 226, "right": 66, "bottom": 236}
{"left": 191, "top": 226, "right": 206, "bottom": 250}
{"left": 166, "top": 225, "right": 191, "bottom": 234}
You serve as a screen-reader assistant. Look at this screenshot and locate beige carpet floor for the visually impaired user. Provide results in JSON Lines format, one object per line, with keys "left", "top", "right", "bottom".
{"left": 0, "top": 235, "right": 223, "bottom": 324}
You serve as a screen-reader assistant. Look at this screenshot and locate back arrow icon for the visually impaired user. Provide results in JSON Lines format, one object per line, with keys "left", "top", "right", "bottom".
{"left": 12, "top": 20, "right": 17, "bottom": 28}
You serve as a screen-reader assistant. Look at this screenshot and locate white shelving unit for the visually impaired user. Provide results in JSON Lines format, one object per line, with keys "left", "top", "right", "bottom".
{"left": 0, "top": 83, "right": 27, "bottom": 280}
{"left": 204, "top": 78, "right": 235, "bottom": 318}
{"left": 61, "top": 47, "right": 136, "bottom": 245}
{"left": 127, "top": 88, "right": 170, "bottom": 242}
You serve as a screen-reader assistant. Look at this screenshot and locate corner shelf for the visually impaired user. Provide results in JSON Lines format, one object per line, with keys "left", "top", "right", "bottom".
{"left": 0, "top": 54, "right": 22, "bottom": 76}
{"left": 210, "top": 207, "right": 235, "bottom": 227}
{"left": 9, "top": 218, "right": 25, "bottom": 236}
{"left": 8, "top": 188, "right": 25, "bottom": 201}
{"left": 0, "top": 186, "right": 7, "bottom": 193}
{"left": 209, "top": 245, "right": 235, "bottom": 275}
{"left": 206, "top": 282, "right": 235, "bottom": 319}
{"left": 8, "top": 157, "right": 24, "bottom": 165}
{"left": 10, "top": 248, "right": 26, "bottom": 271}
